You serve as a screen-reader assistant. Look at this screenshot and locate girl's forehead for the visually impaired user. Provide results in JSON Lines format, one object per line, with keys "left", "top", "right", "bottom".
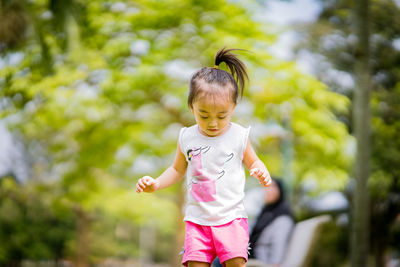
{"left": 194, "top": 83, "right": 234, "bottom": 104}
{"left": 193, "top": 94, "right": 234, "bottom": 111}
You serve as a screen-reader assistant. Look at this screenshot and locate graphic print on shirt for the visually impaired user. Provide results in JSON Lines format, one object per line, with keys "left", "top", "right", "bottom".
{"left": 187, "top": 146, "right": 234, "bottom": 202}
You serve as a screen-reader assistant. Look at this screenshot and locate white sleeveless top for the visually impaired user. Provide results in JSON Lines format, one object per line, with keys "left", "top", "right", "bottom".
{"left": 179, "top": 122, "right": 250, "bottom": 226}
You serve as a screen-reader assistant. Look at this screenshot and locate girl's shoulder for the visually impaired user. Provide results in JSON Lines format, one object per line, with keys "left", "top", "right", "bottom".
{"left": 230, "top": 122, "right": 248, "bottom": 130}
{"left": 230, "top": 122, "right": 251, "bottom": 136}
{"left": 180, "top": 124, "right": 197, "bottom": 134}
{"left": 179, "top": 124, "right": 197, "bottom": 140}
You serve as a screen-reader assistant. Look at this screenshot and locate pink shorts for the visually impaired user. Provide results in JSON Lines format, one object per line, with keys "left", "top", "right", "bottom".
{"left": 181, "top": 218, "right": 249, "bottom": 266}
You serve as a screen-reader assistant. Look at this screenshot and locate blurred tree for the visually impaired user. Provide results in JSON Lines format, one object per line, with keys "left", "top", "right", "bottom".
{"left": 0, "top": 0, "right": 28, "bottom": 49}
{"left": 294, "top": 0, "right": 400, "bottom": 265}
{"left": 0, "top": 0, "right": 86, "bottom": 73}
{"left": 0, "top": 178, "right": 76, "bottom": 266}
{"left": 0, "top": 0, "right": 353, "bottom": 265}
{"left": 351, "top": 0, "right": 371, "bottom": 265}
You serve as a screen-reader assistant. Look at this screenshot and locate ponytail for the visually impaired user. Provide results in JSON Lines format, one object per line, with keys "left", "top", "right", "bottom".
{"left": 188, "top": 47, "right": 249, "bottom": 107}
{"left": 214, "top": 47, "right": 248, "bottom": 98}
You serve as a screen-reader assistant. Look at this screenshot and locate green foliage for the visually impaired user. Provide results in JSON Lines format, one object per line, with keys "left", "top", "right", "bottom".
{"left": 249, "top": 61, "right": 351, "bottom": 190}
{"left": 310, "top": 221, "right": 349, "bottom": 267}
{"left": 0, "top": 178, "right": 75, "bottom": 264}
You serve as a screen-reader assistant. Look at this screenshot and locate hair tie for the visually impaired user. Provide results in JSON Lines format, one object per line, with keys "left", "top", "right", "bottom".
{"left": 213, "top": 65, "right": 219, "bottom": 69}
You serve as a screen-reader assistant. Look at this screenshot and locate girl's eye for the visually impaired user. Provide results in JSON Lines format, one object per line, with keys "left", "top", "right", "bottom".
{"left": 218, "top": 116, "right": 227, "bottom": 119}
{"left": 200, "top": 116, "right": 208, "bottom": 119}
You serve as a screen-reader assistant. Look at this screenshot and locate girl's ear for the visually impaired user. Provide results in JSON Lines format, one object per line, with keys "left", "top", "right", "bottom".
{"left": 190, "top": 104, "right": 194, "bottom": 114}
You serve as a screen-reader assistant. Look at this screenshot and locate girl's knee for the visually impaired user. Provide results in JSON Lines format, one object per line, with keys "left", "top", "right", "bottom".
{"left": 188, "top": 261, "right": 210, "bottom": 267}
{"left": 223, "top": 257, "right": 246, "bottom": 267}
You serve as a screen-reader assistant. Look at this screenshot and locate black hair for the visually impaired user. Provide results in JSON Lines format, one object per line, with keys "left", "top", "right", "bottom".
{"left": 188, "top": 47, "right": 249, "bottom": 107}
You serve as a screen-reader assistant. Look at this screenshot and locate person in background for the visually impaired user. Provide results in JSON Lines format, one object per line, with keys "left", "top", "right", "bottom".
{"left": 248, "top": 178, "right": 295, "bottom": 266}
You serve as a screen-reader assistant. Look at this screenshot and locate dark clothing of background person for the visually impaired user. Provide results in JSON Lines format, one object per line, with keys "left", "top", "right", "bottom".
{"left": 248, "top": 179, "right": 294, "bottom": 264}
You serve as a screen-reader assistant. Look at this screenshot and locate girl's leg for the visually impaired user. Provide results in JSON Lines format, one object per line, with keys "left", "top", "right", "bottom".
{"left": 188, "top": 261, "right": 210, "bottom": 267}
{"left": 223, "top": 257, "right": 246, "bottom": 267}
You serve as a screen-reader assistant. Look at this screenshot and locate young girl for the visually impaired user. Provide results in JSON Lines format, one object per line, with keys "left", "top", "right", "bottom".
{"left": 136, "top": 48, "right": 272, "bottom": 267}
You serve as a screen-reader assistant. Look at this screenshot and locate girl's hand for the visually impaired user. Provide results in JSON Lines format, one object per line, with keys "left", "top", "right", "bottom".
{"left": 136, "top": 176, "right": 159, "bottom": 193}
{"left": 250, "top": 168, "right": 272, "bottom": 187}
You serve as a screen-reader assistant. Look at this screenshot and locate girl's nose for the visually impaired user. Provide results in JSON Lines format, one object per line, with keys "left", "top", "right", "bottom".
{"left": 209, "top": 120, "right": 217, "bottom": 127}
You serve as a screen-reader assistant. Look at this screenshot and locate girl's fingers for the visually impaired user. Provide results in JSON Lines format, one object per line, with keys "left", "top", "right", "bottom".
{"left": 250, "top": 168, "right": 272, "bottom": 187}
{"left": 136, "top": 176, "right": 156, "bottom": 193}
{"left": 259, "top": 174, "right": 271, "bottom": 187}
{"left": 250, "top": 168, "right": 261, "bottom": 177}
{"left": 143, "top": 176, "right": 154, "bottom": 186}
{"left": 138, "top": 179, "right": 146, "bottom": 189}
{"left": 263, "top": 175, "right": 272, "bottom": 187}
{"left": 136, "top": 183, "right": 143, "bottom": 193}
{"left": 142, "top": 177, "right": 149, "bottom": 185}
{"left": 138, "top": 177, "right": 151, "bottom": 190}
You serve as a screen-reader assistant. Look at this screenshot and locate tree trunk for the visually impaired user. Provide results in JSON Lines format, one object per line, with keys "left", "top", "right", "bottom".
{"left": 76, "top": 207, "right": 89, "bottom": 267}
{"left": 351, "top": 0, "right": 371, "bottom": 266}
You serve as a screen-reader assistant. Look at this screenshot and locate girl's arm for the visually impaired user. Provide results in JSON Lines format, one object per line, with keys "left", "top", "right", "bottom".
{"left": 136, "top": 142, "right": 187, "bottom": 193}
{"left": 243, "top": 138, "right": 272, "bottom": 187}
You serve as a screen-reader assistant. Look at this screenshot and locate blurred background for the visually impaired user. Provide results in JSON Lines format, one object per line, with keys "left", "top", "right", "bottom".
{"left": 0, "top": 0, "right": 399, "bottom": 266}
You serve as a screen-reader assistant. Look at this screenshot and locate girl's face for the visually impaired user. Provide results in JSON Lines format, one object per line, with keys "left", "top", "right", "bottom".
{"left": 190, "top": 89, "right": 236, "bottom": 137}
